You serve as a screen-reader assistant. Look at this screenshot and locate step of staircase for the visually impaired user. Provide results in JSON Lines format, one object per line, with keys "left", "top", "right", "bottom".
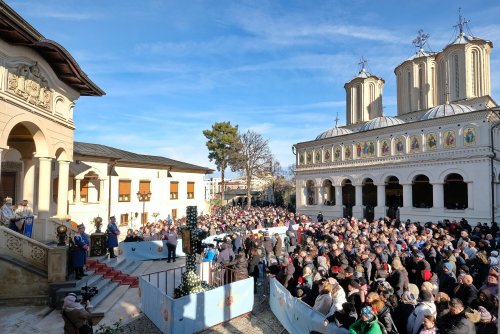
{"left": 92, "top": 285, "right": 130, "bottom": 317}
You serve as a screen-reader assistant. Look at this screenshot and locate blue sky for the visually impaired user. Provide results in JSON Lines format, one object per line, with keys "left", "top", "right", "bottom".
{"left": 8, "top": 1, "right": 500, "bottom": 176}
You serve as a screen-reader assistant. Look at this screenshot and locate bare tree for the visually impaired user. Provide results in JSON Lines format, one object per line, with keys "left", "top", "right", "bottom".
{"left": 235, "top": 130, "right": 273, "bottom": 208}
{"left": 267, "top": 158, "right": 294, "bottom": 205}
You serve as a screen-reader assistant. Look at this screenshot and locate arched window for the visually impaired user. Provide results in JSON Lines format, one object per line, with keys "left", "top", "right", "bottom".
{"left": 306, "top": 180, "right": 316, "bottom": 205}
{"left": 471, "top": 49, "right": 481, "bottom": 97}
{"left": 407, "top": 70, "right": 412, "bottom": 111}
{"left": 444, "top": 173, "right": 467, "bottom": 209}
{"left": 323, "top": 180, "right": 334, "bottom": 206}
{"left": 412, "top": 175, "right": 432, "bottom": 208}
{"left": 418, "top": 64, "right": 424, "bottom": 110}
{"left": 342, "top": 179, "right": 355, "bottom": 218}
{"left": 454, "top": 54, "right": 460, "bottom": 99}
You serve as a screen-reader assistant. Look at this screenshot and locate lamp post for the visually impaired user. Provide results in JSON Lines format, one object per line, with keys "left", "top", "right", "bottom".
{"left": 137, "top": 191, "right": 152, "bottom": 226}
{"left": 129, "top": 212, "right": 138, "bottom": 229}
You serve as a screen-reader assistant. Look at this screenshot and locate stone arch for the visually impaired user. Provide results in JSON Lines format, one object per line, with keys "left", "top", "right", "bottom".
{"left": 322, "top": 179, "right": 334, "bottom": 206}
{"left": 444, "top": 172, "right": 468, "bottom": 209}
{"left": 305, "top": 180, "right": 316, "bottom": 205}
{"left": 0, "top": 116, "right": 50, "bottom": 157}
{"left": 336, "top": 175, "right": 354, "bottom": 187}
{"left": 439, "top": 168, "right": 470, "bottom": 183}
{"left": 408, "top": 169, "right": 437, "bottom": 184}
{"left": 412, "top": 174, "right": 433, "bottom": 208}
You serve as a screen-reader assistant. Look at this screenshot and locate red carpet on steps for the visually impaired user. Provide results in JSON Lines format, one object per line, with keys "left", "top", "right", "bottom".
{"left": 86, "top": 260, "right": 139, "bottom": 288}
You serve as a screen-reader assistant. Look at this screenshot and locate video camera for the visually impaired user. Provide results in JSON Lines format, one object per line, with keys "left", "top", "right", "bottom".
{"left": 81, "top": 285, "right": 98, "bottom": 302}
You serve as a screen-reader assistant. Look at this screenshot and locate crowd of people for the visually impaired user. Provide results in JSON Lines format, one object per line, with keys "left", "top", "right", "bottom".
{"left": 169, "top": 205, "right": 498, "bottom": 334}
{"left": 85, "top": 204, "right": 500, "bottom": 333}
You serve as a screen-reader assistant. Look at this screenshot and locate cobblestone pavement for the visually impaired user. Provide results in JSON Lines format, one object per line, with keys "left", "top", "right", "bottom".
{"left": 121, "top": 283, "right": 287, "bottom": 334}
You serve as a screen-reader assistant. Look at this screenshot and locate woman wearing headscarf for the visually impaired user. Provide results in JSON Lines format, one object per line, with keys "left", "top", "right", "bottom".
{"left": 313, "top": 280, "right": 334, "bottom": 315}
{"left": 349, "top": 305, "right": 383, "bottom": 334}
{"left": 61, "top": 293, "right": 92, "bottom": 334}
{"left": 393, "top": 291, "right": 417, "bottom": 334}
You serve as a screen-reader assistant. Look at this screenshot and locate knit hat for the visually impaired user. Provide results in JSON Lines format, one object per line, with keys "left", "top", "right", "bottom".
{"left": 478, "top": 306, "right": 493, "bottom": 322}
{"left": 443, "top": 262, "right": 453, "bottom": 272}
{"left": 361, "top": 306, "right": 376, "bottom": 320}
{"left": 422, "top": 269, "right": 432, "bottom": 281}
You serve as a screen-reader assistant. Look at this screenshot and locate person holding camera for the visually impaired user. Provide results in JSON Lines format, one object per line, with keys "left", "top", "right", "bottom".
{"left": 62, "top": 292, "right": 93, "bottom": 334}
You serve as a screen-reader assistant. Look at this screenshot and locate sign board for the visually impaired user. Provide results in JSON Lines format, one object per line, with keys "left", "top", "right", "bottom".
{"left": 23, "top": 216, "right": 34, "bottom": 238}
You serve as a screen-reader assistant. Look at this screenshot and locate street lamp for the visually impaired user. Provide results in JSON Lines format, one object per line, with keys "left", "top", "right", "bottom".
{"left": 137, "top": 191, "right": 152, "bottom": 226}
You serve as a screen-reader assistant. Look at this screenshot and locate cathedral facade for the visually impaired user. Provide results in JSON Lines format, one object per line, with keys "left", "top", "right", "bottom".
{"left": 293, "top": 16, "right": 500, "bottom": 224}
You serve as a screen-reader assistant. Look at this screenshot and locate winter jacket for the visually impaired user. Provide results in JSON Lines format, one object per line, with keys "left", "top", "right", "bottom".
{"left": 313, "top": 292, "right": 333, "bottom": 315}
{"left": 435, "top": 311, "right": 476, "bottom": 334}
{"left": 453, "top": 283, "right": 478, "bottom": 307}
{"left": 406, "top": 301, "right": 436, "bottom": 334}
{"left": 326, "top": 287, "right": 348, "bottom": 317}
{"left": 349, "top": 317, "right": 384, "bottom": 334}
{"left": 387, "top": 269, "right": 408, "bottom": 297}
{"left": 273, "top": 236, "right": 283, "bottom": 257}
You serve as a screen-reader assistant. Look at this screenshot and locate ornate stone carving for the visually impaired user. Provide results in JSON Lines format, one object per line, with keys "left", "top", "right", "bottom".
{"left": 31, "top": 245, "right": 47, "bottom": 265}
{"left": 7, "top": 62, "right": 52, "bottom": 110}
{"left": 6, "top": 234, "right": 22, "bottom": 254}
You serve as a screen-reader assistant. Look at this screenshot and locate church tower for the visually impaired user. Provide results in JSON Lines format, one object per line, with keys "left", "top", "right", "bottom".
{"left": 344, "top": 58, "right": 384, "bottom": 125}
{"left": 395, "top": 30, "right": 438, "bottom": 115}
{"left": 436, "top": 11, "right": 493, "bottom": 104}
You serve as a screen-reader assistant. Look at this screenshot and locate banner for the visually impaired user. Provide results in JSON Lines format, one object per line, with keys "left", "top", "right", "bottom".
{"left": 119, "top": 240, "right": 186, "bottom": 261}
{"left": 23, "top": 216, "right": 34, "bottom": 238}
{"left": 140, "top": 276, "right": 254, "bottom": 333}
{"left": 269, "top": 278, "right": 348, "bottom": 334}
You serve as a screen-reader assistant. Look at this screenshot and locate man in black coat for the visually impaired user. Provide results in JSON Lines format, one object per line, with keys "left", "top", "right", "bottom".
{"left": 453, "top": 274, "right": 478, "bottom": 307}
{"left": 436, "top": 298, "right": 476, "bottom": 334}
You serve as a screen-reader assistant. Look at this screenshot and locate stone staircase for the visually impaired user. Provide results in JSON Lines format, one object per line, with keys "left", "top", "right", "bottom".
{"left": 86, "top": 258, "right": 140, "bottom": 288}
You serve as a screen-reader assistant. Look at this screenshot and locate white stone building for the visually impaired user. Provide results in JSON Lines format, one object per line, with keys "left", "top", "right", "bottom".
{"left": 204, "top": 177, "right": 222, "bottom": 201}
{"left": 68, "top": 142, "right": 213, "bottom": 231}
{"left": 293, "top": 16, "right": 500, "bottom": 224}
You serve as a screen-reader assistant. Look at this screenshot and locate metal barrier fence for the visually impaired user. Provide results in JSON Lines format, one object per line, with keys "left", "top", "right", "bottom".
{"left": 142, "top": 262, "right": 241, "bottom": 296}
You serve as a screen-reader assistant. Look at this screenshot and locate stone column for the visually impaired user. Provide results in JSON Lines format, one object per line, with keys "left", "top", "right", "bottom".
{"left": 402, "top": 183, "right": 412, "bottom": 208}
{"left": 56, "top": 160, "right": 70, "bottom": 218}
{"left": 334, "top": 186, "right": 342, "bottom": 206}
{"left": 467, "top": 182, "right": 473, "bottom": 209}
{"left": 355, "top": 185, "right": 362, "bottom": 207}
{"left": 37, "top": 157, "right": 52, "bottom": 219}
{"left": 75, "top": 179, "right": 81, "bottom": 203}
{"left": 99, "top": 179, "right": 105, "bottom": 203}
{"left": 22, "top": 157, "right": 35, "bottom": 205}
{"left": 375, "top": 183, "right": 386, "bottom": 218}
{"left": 317, "top": 185, "right": 324, "bottom": 206}
{"left": 353, "top": 184, "right": 364, "bottom": 218}
{"left": 432, "top": 182, "right": 444, "bottom": 208}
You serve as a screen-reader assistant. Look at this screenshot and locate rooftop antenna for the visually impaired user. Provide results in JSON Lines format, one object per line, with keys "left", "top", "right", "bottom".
{"left": 335, "top": 112, "right": 340, "bottom": 128}
{"left": 454, "top": 8, "right": 470, "bottom": 36}
{"left": 412, "top": 30, "right": 429, "bottom": 52}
